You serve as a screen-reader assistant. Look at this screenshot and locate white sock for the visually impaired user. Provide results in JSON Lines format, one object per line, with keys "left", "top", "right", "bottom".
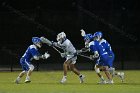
{"left": 26, "top": 75, "right": 30, "bottom": 80}
{"left": 17, "top": 77, "right": 21, "bottom": 80}
{"left": 79, "top": 74, "right": 83, "bottom": 77}
{"left": 100, "top": 76, "right": 105, "bottom": 81}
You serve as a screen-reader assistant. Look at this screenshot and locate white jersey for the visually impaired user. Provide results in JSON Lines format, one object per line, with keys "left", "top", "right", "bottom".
{"left": 58, "top": 39, "right": 76, "bottom": 55}
{"left": 57, "top": 38, "right": 77, "bottom": 64}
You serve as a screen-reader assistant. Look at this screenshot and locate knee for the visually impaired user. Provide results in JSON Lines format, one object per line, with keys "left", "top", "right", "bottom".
{"left": 70, "top": 64, "right": 75, "bottom": 71}
{"left": 63, "top": 62, "right": 68, "bottom": 66}
{"left": 94, "top": 65, "right": 100, "bottom": 73}
{"left": 21, "top": 71, "right": 26, "bottom": 74}
{"left": 29, "top": 65, "right": 34, "bottom": 71}
{"left": 103, "top": 66, "right": 109, "bottom": 71}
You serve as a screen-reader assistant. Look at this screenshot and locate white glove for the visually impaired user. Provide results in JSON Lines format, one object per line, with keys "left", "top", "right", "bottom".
{"left": 90, "top": 54, "right": 99, "bottom": 60}
{"left": 85, "top": 42, "right": 89, "bottom": 48}
{"left": 76, "top": 50, "right": 82, "bottom": 54}
{"left": 52, "top": 41, "right": 58, "bottom": 47}
{"left": 80, "top": 29, "right": 86, "bottom": 37}
{"left": 90, "top": 55, "right": 94, "bottom": 60}
{"left": 61, "top": 53, "right": 66, "bottom": 58}
{"left": 42, "top": 52, "right": 50, "bottom": 59}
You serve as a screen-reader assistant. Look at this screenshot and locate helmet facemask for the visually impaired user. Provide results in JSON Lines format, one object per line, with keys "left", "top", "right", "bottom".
{"left": 35, "top": 42, "right": 42, "bottom": 48}
{"left": 57, "top": 32, "right": 66, "bottom": 44}
{"left": 93, "top": 36, "right": 100, "bottom": 41}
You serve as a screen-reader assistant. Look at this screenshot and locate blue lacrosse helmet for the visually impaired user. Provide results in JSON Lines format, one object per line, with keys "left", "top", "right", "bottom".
{"left": 93, "top": 31, "right": 103, "bottom": 38}
{"left": 84, "top": 34, "right": 93, "bottom": 41}
{"left": 32, "top": 37, "right": 41, "bottom": 44}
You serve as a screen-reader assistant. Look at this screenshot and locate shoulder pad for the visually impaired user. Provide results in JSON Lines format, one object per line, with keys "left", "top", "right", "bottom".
{"left": 29, "top": 45, "right": 37, "bottom": 49}
{"left": 89, "top": 41, "right": 95, "bottom": 46}
{"left": 100, "top": 39, "right": 106, "bottom": 44}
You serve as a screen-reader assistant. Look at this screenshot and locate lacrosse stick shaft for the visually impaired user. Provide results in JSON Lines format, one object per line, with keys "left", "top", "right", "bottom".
{"left": 77, "top": 54, "right": 94, "bottom": 61}
{"left": 52, "top": 46, "right": 62, "bottom": 54}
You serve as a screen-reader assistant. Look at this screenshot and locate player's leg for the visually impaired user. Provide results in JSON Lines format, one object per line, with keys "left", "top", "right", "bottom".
{"left": 25, "top": 64, "right": 34, "bottom": 83}
{"left": 108, "top": 55, "right": 115, "bottom": 76}
{"left": 103, "top": 66, "right": 114, "bottom": 84}
{"left": 15, "top": 59, "right": 27, "bottom": 84}
{"left": 15, "top": 71, "right": 26, "bottom": 84}
{"left": 69, "top": 56, "right": 80, "bottom": 75}
{"left": 70, "top": 63, "right": 85, "bottom": 83}
{"left": 60, "top": 60, "right": 69, "bottom": 83}
{"left": 94, "top": 65, "right": 106, "bottom": 84}
{"left": 113, "top": 71, "right": 125, "bottom": 82}
{"left": 70, "top": 64, "right": 80, "bottom": 75}
{"left": 68, "top": 56, "right": 85, "bottom": 83}
{"left": 108, "top": 55, "right": 124, "bottom": 82}
{"left": 103, "top": 56, "right": 114, "bottom": 84}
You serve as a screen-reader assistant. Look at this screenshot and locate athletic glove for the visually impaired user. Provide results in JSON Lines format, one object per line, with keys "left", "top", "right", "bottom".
{"left": 51, "top": 41, "right": 58, "bottom": 47}
{"left": 76, "top": 50, "right": 82, "bottom": 54}
{"left": 90, "top": 55, "right": 96, "bottom": 60}
{"left": 90, "top": 54, "right": 99, "bottom": 60}
{"left": 42, "top": 52, "right": 50, "bottom": 59}
{"left": 60, "top": 53, "right": 66, "bottom": 58}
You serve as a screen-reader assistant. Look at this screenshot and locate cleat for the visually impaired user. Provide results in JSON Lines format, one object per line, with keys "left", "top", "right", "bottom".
{"left": 98, "top": 80, "right": 107, "bottom": 84}
{"left": 79, "top": 75, "right": 85, "bottom": 83}
{"left": 15, "top": 79, "right": 20, "bottom": 84}
{"left": 60, "top": 77, "right": 67, "bottom": 84}
{"left": 15, "top": 78, "right": 20, "bottom": 84}
{"left": 119, "top": 72, "right": 124, "bottom": 82}
{"left": 106, "top": 80, "right": 114, "bottom": 84}
{"left": 24, "top": 80, "right": 31, "bottom": 83}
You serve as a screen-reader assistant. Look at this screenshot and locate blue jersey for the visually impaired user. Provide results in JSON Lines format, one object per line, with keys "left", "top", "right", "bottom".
{"left": 100, "top": 39, "right": 114, "bottom": 56}
{"left": 89, "top": 40, "right": 114, "bottom": 67}
{"left": 22, "top": 45, "right": 40, "bottom": 62}
{"left": 89, "top": 40, "right": 108, "bottom": 59}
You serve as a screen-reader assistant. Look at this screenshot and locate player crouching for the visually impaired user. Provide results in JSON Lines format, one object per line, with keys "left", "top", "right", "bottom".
{"left": 15, "top": 37, "right": 50, "bottom": 84}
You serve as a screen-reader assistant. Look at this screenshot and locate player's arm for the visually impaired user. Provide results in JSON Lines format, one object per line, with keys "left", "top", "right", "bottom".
{"left": 77, "top": 47, "right": 89, "bottom": 54}
{"left": 81, "top": 47, "right": 89, "bottom": 52}
{"left": 33, "top": 52, "right": 50, "bottom": 60}
{"left": 30, "top": 47, "right": 50, "bottom": 60}
{"left": 89, "top": 45, "right": 99, "bottom": 59}
{"left": 52, "top": 41, "right": 66, "bottom": 50}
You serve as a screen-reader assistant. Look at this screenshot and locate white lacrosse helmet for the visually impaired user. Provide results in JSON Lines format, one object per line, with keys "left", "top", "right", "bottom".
{"left": 57, "top": 32, "right": 66, "bottom": 42}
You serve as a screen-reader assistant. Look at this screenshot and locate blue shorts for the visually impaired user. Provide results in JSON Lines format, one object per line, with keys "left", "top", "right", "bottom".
{"left": 20, "top": 58, "right": 31, "bottom": 71}
{"left": 96, "top": 54, "right": 114, "bottom": 67}
{"left": 108, "top": 54, "right": 115, "bottom": 67}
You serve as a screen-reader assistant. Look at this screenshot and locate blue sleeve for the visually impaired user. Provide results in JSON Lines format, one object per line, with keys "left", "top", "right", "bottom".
{"left": 90, "top": 45, "right": 98, "bottom": 52}
{"left": 30, "top": 48, "right": 40, "bottom": 57}
{"left": 101, "top": 42, "right": 106, "bottom": 48}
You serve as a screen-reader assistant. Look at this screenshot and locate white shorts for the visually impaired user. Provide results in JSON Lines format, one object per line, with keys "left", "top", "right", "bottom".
{"left": 66, "top": 55, "right": 77, "bottom": 64}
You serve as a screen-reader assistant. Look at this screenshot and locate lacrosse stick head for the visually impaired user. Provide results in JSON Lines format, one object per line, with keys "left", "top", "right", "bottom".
{"left": 40, "top": 37, "right": 52, "bottom": 46}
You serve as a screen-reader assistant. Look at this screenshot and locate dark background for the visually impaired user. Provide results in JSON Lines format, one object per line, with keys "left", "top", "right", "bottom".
{"left": 0, "top": 0, "right": 140, "bottom": 71}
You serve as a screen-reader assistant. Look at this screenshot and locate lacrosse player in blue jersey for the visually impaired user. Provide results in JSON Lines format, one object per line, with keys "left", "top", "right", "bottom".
{"left": 93, "top": 31, "right": 124, "bottom": 82}
{"left": 80, "top": 29, "right": 114, "bottom": 84}
{"left": 15, "top": 37, "right": 50, "bottom": 84}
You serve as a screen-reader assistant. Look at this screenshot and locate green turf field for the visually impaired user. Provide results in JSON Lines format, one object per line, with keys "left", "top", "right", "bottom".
{"left": 0, "top": 70, "right": 140, "bottom": 93}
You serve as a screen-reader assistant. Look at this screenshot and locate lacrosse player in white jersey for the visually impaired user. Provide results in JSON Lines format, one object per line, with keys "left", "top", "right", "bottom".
{"left": 52, "top": 32, "right": 85, "bottom": 83}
